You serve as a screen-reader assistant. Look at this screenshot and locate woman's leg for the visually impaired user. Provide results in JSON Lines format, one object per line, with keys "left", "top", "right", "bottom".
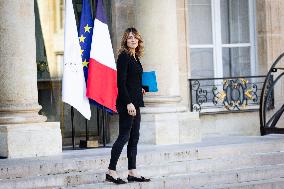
{"left": 127, "top": 108, "right": 141, "bottom": 170}
{"left": 108, "top": 110, "right": 134, "bottom": 171}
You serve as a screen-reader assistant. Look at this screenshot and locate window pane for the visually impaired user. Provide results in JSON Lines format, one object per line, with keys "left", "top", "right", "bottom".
{"left": 59, "top": 0, "right": 64, "bottom": 29}
{"left": 221, "top": 0, "right": 250, "bottom": 44}
{"left": 190, "top": 48, "right": 214, "bottom": 78}
{"left": 222, "top": 47, "right": 250, "bottom": 77}
{"left": 189, "top": 0, "right": 213, "bottom": 44}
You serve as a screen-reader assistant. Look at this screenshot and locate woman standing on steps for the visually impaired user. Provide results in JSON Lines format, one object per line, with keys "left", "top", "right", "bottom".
{"left": 106, "top": 27, "right": 151, "bottom": 184}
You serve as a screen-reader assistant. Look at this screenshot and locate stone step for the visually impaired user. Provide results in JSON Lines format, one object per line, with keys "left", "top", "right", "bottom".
{"left": 1, "top": 135, "right": 284, "bottom": 180}
{"left": 58, "top": 165, "right": 284, "bottom": 189}
{"left": 2, "top": 152, "right": 284, "bottom": 189}
{"left": 194, "top": 177, "right": 284, "bottom": 189}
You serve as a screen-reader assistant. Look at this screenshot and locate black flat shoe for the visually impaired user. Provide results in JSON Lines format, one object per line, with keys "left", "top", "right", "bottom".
{"left": 106, "top": 174, "right": 127, "bottom": 184}
{"left": 127, "top": 175, "right": 151, "bottom": 182}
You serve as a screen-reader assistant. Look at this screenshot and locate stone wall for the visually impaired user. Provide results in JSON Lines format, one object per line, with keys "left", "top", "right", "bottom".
{"left": 177, "top": 0, "right": 190, "bottom": 107}
{"left": 111, "top": 0, "right": 135, "bottom": 58}
{"left": 37, "top": 0, "right": 64, "bottom": 78}
{"left": 200, "top": 112, "right": 260, "bottom": 137}
{"left": 256, "top": 0, "right": 284, "bottom": 128}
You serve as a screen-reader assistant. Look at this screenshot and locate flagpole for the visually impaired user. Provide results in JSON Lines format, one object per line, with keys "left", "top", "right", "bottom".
{"left": 85, "top": 118, "right": 89, "bottom": 141}
{"left": 71, "top": 106, "right": 75, "bottom": 149}
{"left": 97, "top": 108, "right": 100, "bottom": 143}
{"left": 101, "top": 107, "right": 105, "bottom": 147}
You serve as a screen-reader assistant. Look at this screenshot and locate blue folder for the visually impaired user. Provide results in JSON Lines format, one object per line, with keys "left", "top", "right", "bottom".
{"left": 142, "top": 71, "right": 158, "bottom": 92}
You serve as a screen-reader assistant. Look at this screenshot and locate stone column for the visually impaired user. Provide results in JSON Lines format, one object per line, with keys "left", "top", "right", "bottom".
{"left": 133, "top": 0, "right": 201, "bottom": 144}
{"left": 135, "top": 0, "right": 180, "bottom": 97}
{"left": 0, "top": 1, "right": 62, "bottom": 158}
{"left": 110, "top": 0, "right": 135, "bottom": 57}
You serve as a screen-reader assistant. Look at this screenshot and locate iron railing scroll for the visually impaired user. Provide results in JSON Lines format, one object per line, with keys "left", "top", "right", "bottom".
{"left": 189, "top": 76, "right": 267, "bottom": 114}
{"left": 260, "top": 52, "right": 284, "bottom": 135}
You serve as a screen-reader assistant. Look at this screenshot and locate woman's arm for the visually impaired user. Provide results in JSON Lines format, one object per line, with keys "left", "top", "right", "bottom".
{"left": 117, "top": 53, "right": 136, "bottom": 116}
{"left": 117, "top": 52, "right": 131, "bottom": 105}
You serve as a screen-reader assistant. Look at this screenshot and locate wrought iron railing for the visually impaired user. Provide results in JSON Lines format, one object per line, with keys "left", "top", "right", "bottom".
{"left": 260, "top": 52, "right": 284, "bottom": 135}
{"left": 189, "top": 76, "right": 272, "bottom": 114}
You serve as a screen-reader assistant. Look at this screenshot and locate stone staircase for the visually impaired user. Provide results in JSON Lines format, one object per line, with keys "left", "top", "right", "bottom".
{"left": 1, "top": 135, "right": 284, "bottom": 189}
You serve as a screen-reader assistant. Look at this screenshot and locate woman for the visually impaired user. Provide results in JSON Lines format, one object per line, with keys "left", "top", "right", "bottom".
{"left": 106, "top": 27, "right": 150, "bottom": 184}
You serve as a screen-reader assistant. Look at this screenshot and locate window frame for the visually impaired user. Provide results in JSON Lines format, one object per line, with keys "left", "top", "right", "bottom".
{"left": 188, "top": 0, "right": 257, "bottom": 78}
{"left": 55, "top": 0, "right": 64, "bottom": 32}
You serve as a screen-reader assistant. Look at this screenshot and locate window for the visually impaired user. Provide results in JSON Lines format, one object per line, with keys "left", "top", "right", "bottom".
{"left": 55, "top": 0, "right": 64, "bottom": 32}
{"left": 188, "top": 0, "right": 256, "bottom": 78}
{"left": 59, "top": 0, "right": 64, "bottom": 29}
{"left": 56, "top": 53, "right": 64, "bottom": 77}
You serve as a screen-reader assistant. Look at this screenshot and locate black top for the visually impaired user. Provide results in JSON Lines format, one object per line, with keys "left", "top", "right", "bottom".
{"left": 116, "top": 51, "right": 144, "bottom": 111}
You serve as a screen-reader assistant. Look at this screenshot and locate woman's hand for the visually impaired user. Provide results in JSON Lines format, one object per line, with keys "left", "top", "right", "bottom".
{"left": 127, "top": 103, "right": 136, "bottom": 116}
{"left": 142, "top": 88, "right": 146, "bottom": 95}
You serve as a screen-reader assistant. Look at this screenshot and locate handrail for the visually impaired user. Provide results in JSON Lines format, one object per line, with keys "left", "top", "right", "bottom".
{"left": 259, "top": 52, "right": 284, "bottom": 133}
{"left": 188, "top": 75, "right": 267, "bottom": 114}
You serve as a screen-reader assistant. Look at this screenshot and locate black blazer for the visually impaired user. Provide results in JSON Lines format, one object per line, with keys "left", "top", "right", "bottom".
{"left": 116, "top": 51, "right": 144, "bottom": 111}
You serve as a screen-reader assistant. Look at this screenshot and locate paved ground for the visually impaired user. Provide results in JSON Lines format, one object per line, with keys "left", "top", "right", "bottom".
{"left": 1, "top": 134, "right": 284, "bottom": 166}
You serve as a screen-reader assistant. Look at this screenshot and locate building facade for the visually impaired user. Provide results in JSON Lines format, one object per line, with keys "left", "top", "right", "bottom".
{"left": 0, "top": 0, "right": 284, "bottom": 158}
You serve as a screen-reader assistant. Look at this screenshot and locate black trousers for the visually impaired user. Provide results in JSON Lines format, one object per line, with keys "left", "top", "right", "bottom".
{"left": 108, "top": 108, "right": 141, "bottom": 171}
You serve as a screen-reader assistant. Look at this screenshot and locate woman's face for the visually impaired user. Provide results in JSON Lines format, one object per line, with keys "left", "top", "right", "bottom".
{"left": 126, "top": 32, "right": 139, "bottom": 50}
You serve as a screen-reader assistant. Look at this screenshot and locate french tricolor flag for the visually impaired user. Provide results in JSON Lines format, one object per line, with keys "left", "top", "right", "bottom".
{"left": 86, "top": 0, "right": 118, "bottom": 112}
